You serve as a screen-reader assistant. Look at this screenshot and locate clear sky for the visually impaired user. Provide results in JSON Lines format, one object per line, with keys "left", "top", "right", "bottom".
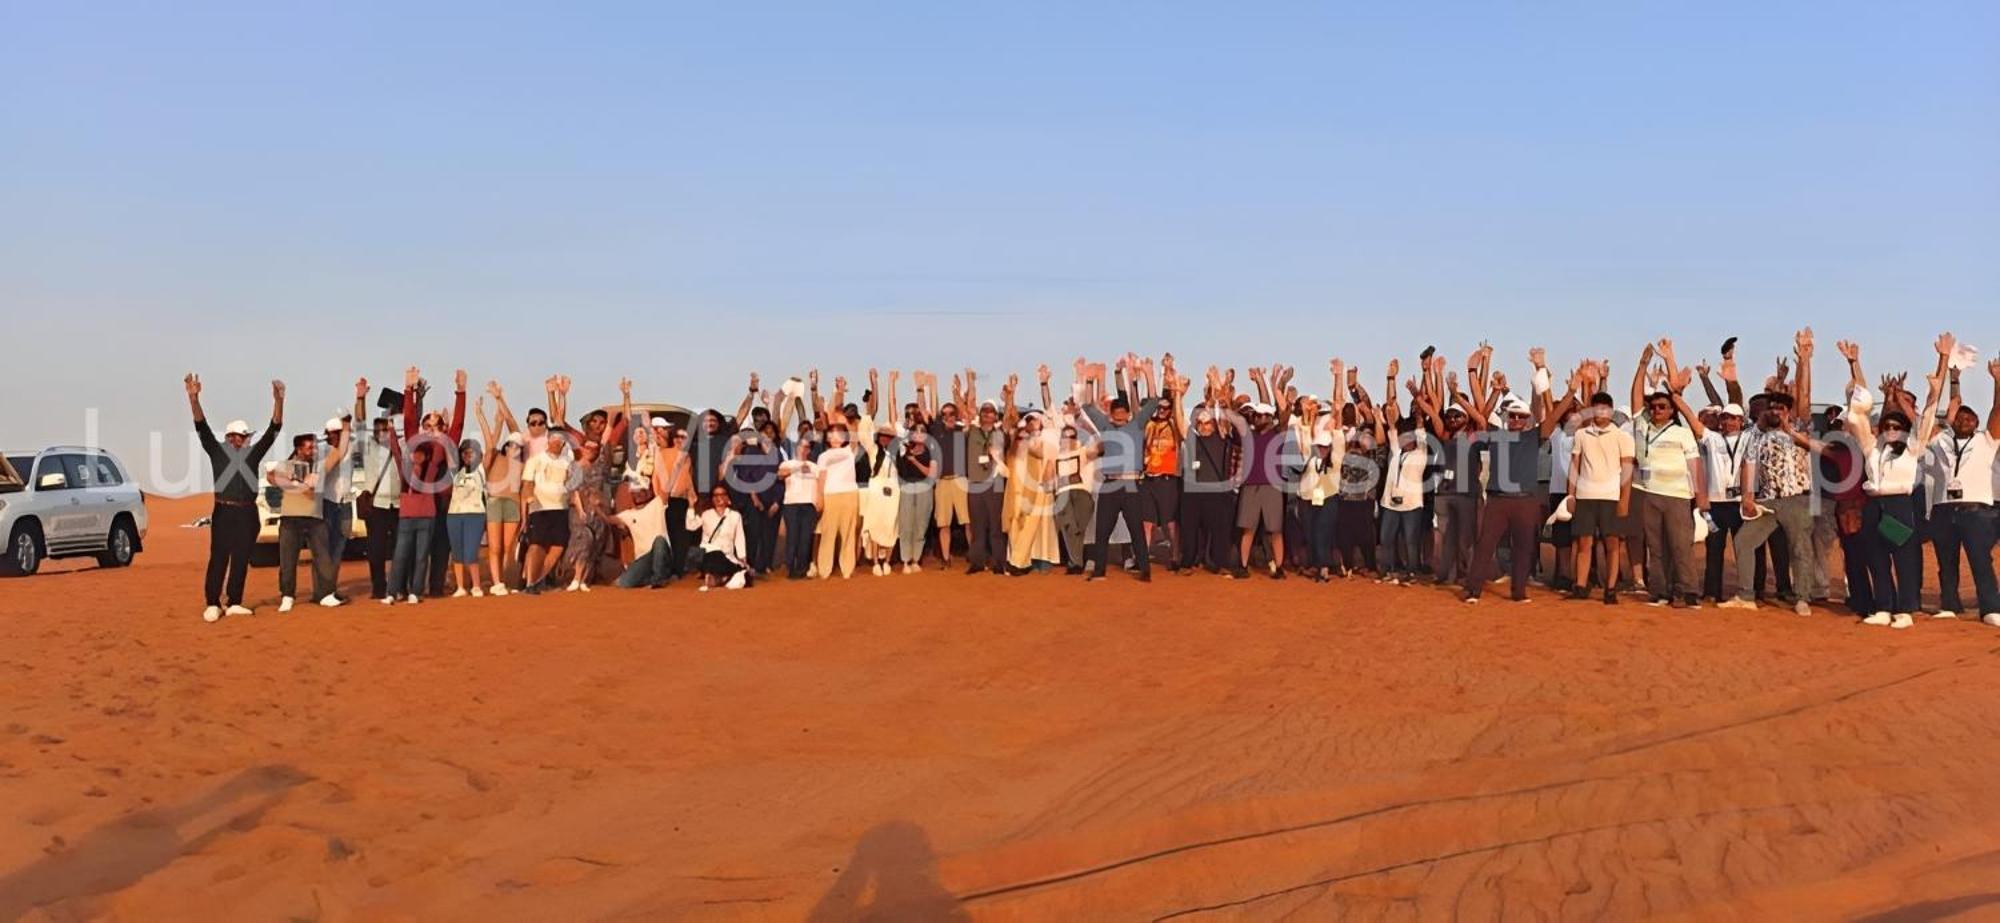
{"left": 4, "top": 2, "right": 1997, "bottom": 492}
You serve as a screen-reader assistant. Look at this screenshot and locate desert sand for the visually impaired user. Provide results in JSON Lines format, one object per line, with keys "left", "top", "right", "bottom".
{"left": 3, "top": 494, "right": 1998, "bottom": 922}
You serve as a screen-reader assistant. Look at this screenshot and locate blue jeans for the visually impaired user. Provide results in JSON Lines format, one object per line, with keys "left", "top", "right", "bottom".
{"left": 617, "top": 536, "right": 679, "bottom": 588}
{"left": 1304, "top": 501, "right": 1338, "bottom": 569}
{"left": 1379, "top": 507, "right": 1424, "bottom": 576}
{"left": 1932, "top": 504, "right": 2000, "bottom": 614}
{"left": 321, "top": 497, "right": 352, "bottom": 565}
{"left": 389, "top": 515, "right": 434, "bottom": 598}
{"left": 782, "top": 503, "right": 819, "bottom": 577}
{"left": 446, "top": 512, "right": 484, "bottom": 564}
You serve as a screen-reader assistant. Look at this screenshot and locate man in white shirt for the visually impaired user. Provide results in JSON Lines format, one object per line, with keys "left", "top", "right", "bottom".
{"left": 1927, "top": 357, "right": 2000, "bottom": 624}
{"left": 520, "top": 431, "right": 575, "bottom": 594}
{"left": 1698, "top": 403, "right": 1752, "bottom": 603}
{"left": 1565, "top": 393, "right": 1636, "bottom": 604}
{"left": 1631, "top": 340, "right": 1709, "bottom": 608}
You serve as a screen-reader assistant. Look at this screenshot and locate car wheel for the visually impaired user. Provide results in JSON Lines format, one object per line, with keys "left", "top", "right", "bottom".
{"left": 2, "top": 524, "right": 43, "bottom": 577}
{"left": 97, "top": 518, "right": 138, "bottom": 568}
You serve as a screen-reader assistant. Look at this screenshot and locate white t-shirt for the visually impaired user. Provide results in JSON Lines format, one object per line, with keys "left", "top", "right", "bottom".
{"left": 522, "top": 451, "right": 574, "bottom": 512}
{"left": 1633, "top": 420, "right": 1700, "bottom": 500}
{"left": 1699, "top": 429, "right": 1752, "bottom": 502}
{"left": 1927, "top": 431, "right": 1999, "bottom": 506}
{"left": 1569, "top": 424, "right": 1635, "bottom": 502}
{"left": 817, "top": 446, "right": 859, "bottom": 495}
{"left": 1380, "top": 439, "right": 1427, "bottom": 512}
{"left": 780, "top": 458, "right": 820, "bottom": 505}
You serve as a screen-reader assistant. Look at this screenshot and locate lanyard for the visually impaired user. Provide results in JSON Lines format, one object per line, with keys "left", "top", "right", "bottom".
{"left": 1948, "top": 436, "right": 1978, "bottom": 476}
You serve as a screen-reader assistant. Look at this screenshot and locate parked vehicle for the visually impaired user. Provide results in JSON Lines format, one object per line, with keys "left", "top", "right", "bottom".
{"left": 0, "top": 447, "right": 149, "bottom": 576}
{"left": 253, "top": 462, "right": 369, "bottom": 565}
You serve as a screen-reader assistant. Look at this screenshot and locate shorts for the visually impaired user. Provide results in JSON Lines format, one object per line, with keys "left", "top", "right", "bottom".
{"left": 1572, "top": 498, "right": 1629, "bottom": 538}
{"left": 485, "top": 496, "right": 521, "bottom": 524}
{"left": 934, "top": 476, "right": 970, "bottom": 528}
{"left": 1140, "top": 475, "right": 1182, "bottom": 525}
{"left": 1236, "top": 483, "right": 1283, "bottom": 532}
{"left": 525, "top": 509, "right": 571, "bottom": 547}
{"left": 1547, "top": 492, "right": 1572, "bottom": 545}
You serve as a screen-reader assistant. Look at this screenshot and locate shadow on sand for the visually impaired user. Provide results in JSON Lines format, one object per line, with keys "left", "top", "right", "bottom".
{"left": 807, "top": 820, "right": 970, "bottom": 923}
{"left": 0, "top": 764, "right": 311, "bottom": 922}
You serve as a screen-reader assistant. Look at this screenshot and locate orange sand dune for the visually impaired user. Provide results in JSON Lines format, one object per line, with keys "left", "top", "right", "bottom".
{"left": 2, "top": 495, "right": 1998, "bottom": 922}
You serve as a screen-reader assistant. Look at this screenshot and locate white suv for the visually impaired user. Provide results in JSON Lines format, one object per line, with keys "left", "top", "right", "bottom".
{"left": 0, "top": 447, "right": 149, "bottom": 576}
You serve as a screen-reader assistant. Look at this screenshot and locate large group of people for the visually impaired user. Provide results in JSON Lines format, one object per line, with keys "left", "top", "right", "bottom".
{"left": 185, "top": 328, "right": 2000, "bottom": 630}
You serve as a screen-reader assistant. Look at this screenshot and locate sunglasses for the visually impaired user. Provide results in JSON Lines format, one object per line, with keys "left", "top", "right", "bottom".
{"left": 528, "top": 419, "right": 548, "bottom": 427}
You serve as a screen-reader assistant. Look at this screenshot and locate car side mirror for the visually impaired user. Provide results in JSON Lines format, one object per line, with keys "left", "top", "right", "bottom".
{"left": 37, "top": 472, "right": 67, "bottom": 490}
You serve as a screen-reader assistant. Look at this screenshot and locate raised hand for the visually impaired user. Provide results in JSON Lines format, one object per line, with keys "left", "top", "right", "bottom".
{"left": 1491, "top": 370, "right": 1509, "bottom": 393}
{"left": 1529, "top": 347, "right": 1546, "bottom": 370}
{"left": 272, "top": 379, "right": 286, "bottom": 400}
{"left": 1989, "top": 357, "right": 2000, "bottom": 380}
{"left": 1036, "top": 363, "right": 1051, "bottom": 384}
{"left": 1719, "top": 353, "right": 1737, "bottom": 382}
{"left": 1794, "top": 327, "right": 1814, "bottom": 359}
{"left": 557, "top": 375, "right": 573, "bottom": 394}
{"left": 1836, "top": 340, "right": 1859, "bottom": 362}
{"left": 1446, "top": 370, "right": 1460, "bottom": 395}
{"left": 1385, "top": 358, "right": 1400, "bottom": 381}
{"left": 1669, "top": 367, "right": 1693, "bottom": 393}
{"left": 1694, "top": 360, "right": 1712, "bottom": 379}
{"left": 358, "top": 377, "right": 371, "bottom": 399}
{"left": 1639, "top": 341, "right": 1656, "bottom": 365}
{"left": 808, "top": 369, "right": 820, "bottom": 390}
{"left": 184, "top": 372, "right": 201, "bottom": 396}
{"left": 406, "top": 366, "right": 421, "bottom": 388}
{"left": 1656, "top": 338, "right": 1677, "bottom": 365}
{"left": 484, "top": 379, "right": 502, "bottom": 398}
{"left": 1936, "top": 332, "right": 1956, "bottom": 357}
{"left": 748, "top": 372, "right": 761, "bottom": 392}
{"left": 833, "top": 375, "right": 848, "bottom": 393}
{"left": 619, "top": 377, "right": 633, "bottom": 398}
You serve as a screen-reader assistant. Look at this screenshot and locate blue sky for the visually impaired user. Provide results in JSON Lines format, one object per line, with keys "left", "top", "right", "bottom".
{"left": 3, "top": 2, "right": 1996, "bottom": 489}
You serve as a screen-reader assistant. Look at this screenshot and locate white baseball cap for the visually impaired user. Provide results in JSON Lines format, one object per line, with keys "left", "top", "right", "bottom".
{"left": 649, "top": 415, "right": 671, "bottom": 427}
{"left": 224, "top": 420, "right": 254, "bottom": 437}
{"left": 1720, "top": 403, "right": 1745, "bottom": 417}
{"left": 323, "top": 417, "right": 345, "bottom": 432}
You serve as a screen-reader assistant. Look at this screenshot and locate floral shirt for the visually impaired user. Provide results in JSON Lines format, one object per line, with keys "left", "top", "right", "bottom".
{"left": 1752, "top": 427, "right": 1812, "bottom": 499}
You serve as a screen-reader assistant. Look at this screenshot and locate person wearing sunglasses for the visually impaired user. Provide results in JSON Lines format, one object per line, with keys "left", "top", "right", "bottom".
{"left": 1464, "top": 368, "right": 1578, "bottom": 604}
{"left": 1628, "top": 340, "right": 1709, "bottom": 609}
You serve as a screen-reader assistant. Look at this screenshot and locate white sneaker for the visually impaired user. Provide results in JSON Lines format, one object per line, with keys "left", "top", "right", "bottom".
{"left": 202, "top": 605, "right": 222, "bottom": 623}
{"left": 1794, "top": 600, "right": 1812, "bottom": 617}
{"left": 807, "top": 565, "right": 819, "bottom": 579}
{"left": 452, "top": 588, "right": 468, "bottom": 598}
{"left": 278, "top": 596, "right": 295, "bottom": 613}
{"left": 1982, "top": 613, "right": 2000, "bottom": 628}
{"left": 1890, "top": 613, "right": 1914, "bottom": 630}
{"left": 405, "top": 594, "right": 421, "bottom": 605}
{"left": 725, "top": 571, "right": 747, "bottom": 590}
{"left": 1933, "top": 610, "right": 1959, "bottom": 620}
{"left": 698, "top": 584, "right": 710, "bottom": 593}
{"left": 226, "top": 604, "right": 253, "bottom": 617}
{"left": 1717, "top": 598, "right": 1757, "bottom": 610}
{"left": 577, "top": 583, "right": 591, "bottom": 593}
{"left": 911, "top": 562, "right": 923, "bottom": 573}
{"left": 471, "top": 586, "right": 484, "bottom": 598}
{"left": 1861, "top": 612, "right": 1892, "bottom": 626}
{"left": 490, "top": 585, "right": 508, "bottom": 597}
{"left": 377, "top": 596, "right": 394, "bottom": 606}
{"left": 319, "top": 595, "right": 343, "bottom": 608}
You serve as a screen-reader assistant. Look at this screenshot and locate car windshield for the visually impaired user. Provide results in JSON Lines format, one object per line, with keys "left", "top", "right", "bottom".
{"left": 0, "top": 455, "right": 26, "bottom": 494}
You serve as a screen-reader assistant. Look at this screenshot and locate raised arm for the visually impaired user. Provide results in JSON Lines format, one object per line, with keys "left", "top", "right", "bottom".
{"left": 446, "top": 369, "right": 468, "bottom": 443}
{"left": 474, "top": 395, "right": 498, "bottom": 459}
{"left": 1630, "top": 341, "right": 1656, "bottom": 415}
{"left": 865, "top": 369, "right": 880, "bottom": 419}
{"left": 1540, "top": 367, "right": 1580, "bottom": 439}
{"left": 1792, "top": 327, "right": 1814, "bottom": 423}
{"left": 735, "top": 373, "right": 758, "bottom": 427}
{"left": 401, "top": 367, "right": 422, "bottom": 438}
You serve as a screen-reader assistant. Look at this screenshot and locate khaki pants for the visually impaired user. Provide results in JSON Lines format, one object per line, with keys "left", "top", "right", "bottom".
{"left": 816, "top": 491, "right": 859, "bottom": 579}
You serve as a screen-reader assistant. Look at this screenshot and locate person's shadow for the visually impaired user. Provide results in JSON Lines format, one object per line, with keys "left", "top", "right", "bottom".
{"left": 807, "top": 821, "right": 969, "bottom": 923}
{"left": 0, "top": 764, "right": 310, "bottom": 922}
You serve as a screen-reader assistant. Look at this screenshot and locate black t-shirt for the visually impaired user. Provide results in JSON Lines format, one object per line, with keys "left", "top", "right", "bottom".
{"left": 197, "top": 418, "right": 280, "bottom": 503}
{"left": 896, "top": 444, "right": 933, "bottom": 485}
{"left": 1485, "top": 428, "right": 1543, "bottom": 497}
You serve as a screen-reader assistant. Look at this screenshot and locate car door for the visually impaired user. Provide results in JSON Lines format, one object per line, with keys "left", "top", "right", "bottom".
{"left": 31, "top": 454, "right": 86, "bottom": 548}
{"left": 85, "top": 453, "right": 130, "bottom": 540}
